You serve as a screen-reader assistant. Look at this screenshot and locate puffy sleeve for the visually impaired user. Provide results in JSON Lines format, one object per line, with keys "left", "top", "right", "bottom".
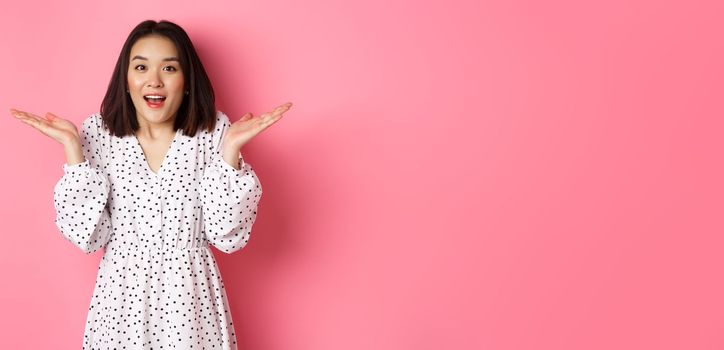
{"left": 52, "top": 113, "right": 112, "bottom": 254}
{"left": 199, "top": 112, "right": 263, "bottom": 254}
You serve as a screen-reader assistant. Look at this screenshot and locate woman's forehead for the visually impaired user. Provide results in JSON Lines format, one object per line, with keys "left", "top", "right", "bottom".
{"left": 130, "top": 35, "right": 178, "bottom": 58}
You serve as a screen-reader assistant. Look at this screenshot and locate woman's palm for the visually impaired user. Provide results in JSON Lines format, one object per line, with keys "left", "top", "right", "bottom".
{"left": 224, "top": 102, "right": 292, "bottom": 149}
{"left": 11, "top": 109, "right": 79, "bottom": 144}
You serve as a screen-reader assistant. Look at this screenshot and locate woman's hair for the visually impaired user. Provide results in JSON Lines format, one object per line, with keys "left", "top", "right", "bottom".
{"left": 100, "top": 19, "right": 216, "bottom": 137}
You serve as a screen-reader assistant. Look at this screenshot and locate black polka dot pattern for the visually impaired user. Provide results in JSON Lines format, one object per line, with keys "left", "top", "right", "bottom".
{"left": 52, "top": 111, "right": 262, "bottom": 349}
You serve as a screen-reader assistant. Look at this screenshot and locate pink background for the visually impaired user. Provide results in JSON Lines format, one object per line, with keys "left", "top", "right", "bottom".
{"left": 1, "top": 0, "right": 723, "bottom": 349}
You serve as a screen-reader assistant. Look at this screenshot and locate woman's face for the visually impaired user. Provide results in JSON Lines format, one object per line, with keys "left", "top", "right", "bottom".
{"left": 127, "top": 35, "right": 185, "bottom": 127}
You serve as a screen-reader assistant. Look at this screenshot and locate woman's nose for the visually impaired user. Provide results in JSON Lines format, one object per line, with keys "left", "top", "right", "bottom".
{"left": 146, "top": 80, "right": 162, "bottom": 88}
{"left": 146, "top": 71, "right": 163, "bottom": 88}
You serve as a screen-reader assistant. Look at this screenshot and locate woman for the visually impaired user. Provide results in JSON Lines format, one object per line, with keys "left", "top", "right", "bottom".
{"left": 11, "top": 19, "right": 291, "bottom": 349}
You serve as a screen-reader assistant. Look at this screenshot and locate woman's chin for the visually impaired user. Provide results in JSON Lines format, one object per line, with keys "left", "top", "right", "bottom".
{"left": 136, "top": 109, "right": 178, "bottom": 125}
{"left": 134, "top": 102, "right": 177, "bottom": 118}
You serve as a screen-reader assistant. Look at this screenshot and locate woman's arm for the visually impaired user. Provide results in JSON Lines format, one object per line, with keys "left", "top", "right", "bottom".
{"left": 53, "top": 160, "right": 113, "bottom": 254}
{"left": 199, "top": 103, "right": 290, "bottom": 253}
{"left": 12, "top": 109, "right": 112, "bottom": 253}
{"left": 200, "top": 113, "right": 263, "bottom": 254}
{"left": 52, "top": 114, "right": 113, "bottom": 253}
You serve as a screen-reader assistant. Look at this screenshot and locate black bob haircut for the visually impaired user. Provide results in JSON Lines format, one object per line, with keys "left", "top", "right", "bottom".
{"left": 100, "top": 19, "right": 216, "bottom": 137}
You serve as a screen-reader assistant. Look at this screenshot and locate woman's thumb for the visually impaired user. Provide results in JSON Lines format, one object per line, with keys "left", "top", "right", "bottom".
{"left": 46, "top": 112, "right": 56, "bottom": 121}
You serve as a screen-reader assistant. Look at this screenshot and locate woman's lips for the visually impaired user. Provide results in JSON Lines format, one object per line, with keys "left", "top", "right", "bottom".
{"left": 143, "top": 94, "right": 167, "bottom": 109}
{"left": 146, "top": 99, "right": 164, "bottom": 109}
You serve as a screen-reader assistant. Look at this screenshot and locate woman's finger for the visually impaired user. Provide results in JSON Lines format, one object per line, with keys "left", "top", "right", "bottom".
{"left": 255, "top": 102, "right": 291, "bottom": 129}
{"left": 11, "top": 109, "right": 31, "bottom": 120}
{"left": 20, "top": 111, "right": 58, "bottom": 128}
{"left": 17, "top": 118, "right": 45, "bottom": 133}
{"left": 11, "top": 109, "right": 46, "bottom": 123}
{"left": 11, "top": 109, "right": 37, "bottom": 119}
{"left": 13, "top": 111, "right": 39, "bottom": 124}
{"left": 239, "top": 112, "right": 253, "bottom": 122}
{"left": 11, "top": 109, "right": 52, "bottom": 131}
{"left": 12, "top": 109, "right": 79, "bottom": 146}
{"left": 255, "top": 113, "right": 281, "bottom": 131}
{"left": 270, "top": 102, "right": 292, "bottom": 117}
{"left": 19, "top": 115, "right": 50, "bottom": 130}
{"left": 9, "top": 108, "right": 26, "bottom": 117}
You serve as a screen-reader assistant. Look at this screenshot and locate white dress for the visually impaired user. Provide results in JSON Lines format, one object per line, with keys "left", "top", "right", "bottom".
{"left": 53, "top": 111, "right": 262, "bottom": 349}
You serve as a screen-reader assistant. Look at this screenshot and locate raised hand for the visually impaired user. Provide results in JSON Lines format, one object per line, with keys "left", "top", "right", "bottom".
{"left": 220, "top": 102, "right": 292, "bottom": 170}
{"left": 222, "top": 102, "right": 292, "bottom": 151}
{"left": 10, "top": 108, "right": 80, "bottom": 146}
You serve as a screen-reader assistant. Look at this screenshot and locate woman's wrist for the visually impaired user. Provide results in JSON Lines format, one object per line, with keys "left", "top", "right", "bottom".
{"left": 63, "top": 139, "right": 85, "bottom": 166}
{"left": 221, "top": 144, "right": 242, "bottom": 170}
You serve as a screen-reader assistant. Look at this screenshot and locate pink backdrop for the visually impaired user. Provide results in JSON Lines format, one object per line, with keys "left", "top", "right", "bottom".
{"left": 1, "top": 0, "right": 723, "bottom": 349}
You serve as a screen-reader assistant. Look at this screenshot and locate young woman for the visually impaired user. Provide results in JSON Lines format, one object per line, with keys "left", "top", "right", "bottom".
{"left": 11, "top": 19, "right": 291, "bottom": 349}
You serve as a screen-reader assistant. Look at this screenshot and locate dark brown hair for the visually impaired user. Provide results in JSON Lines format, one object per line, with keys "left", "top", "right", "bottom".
{"left": 100, "top": 20, "right": 216, "bottom": 137}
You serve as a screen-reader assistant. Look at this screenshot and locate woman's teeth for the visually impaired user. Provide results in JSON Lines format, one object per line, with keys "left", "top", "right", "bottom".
{"left": 144, "top": 95, "right": 165, "bottom": 108}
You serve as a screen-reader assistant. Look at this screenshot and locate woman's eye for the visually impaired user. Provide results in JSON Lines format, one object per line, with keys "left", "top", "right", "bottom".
{"left": 164, "top": 66, "right": 177, "bottom": 72}
{"left": 135, "top": 65, "right": 146, "bottom": 71}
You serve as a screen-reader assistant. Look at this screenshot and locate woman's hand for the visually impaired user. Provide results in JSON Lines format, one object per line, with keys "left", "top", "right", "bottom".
{"left": 10, "top": 108, "right": 80, "bottom": 146}
{"left": 221, "top": 102, "right": 292, "bottom": 169}
{"left": 11, "top": 108, "right": 86, "bottom": 165}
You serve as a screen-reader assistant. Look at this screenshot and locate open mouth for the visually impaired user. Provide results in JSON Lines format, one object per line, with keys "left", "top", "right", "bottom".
{"left": 144, "top": 95, "right": 166, "bottom": 108}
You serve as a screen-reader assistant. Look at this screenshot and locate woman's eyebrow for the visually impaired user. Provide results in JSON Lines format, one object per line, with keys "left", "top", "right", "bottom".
{"left": 131, "top": 55, "right": 180, "bottom": 62}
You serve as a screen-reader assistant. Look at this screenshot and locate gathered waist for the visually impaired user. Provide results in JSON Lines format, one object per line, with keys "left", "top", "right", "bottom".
{"left": 104, "top": 244, "right": 210, "bottom": 254}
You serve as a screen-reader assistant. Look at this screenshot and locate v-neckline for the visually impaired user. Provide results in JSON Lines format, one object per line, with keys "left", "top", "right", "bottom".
{"left": 133, "top": 128, "right": 180, "bottom": 177}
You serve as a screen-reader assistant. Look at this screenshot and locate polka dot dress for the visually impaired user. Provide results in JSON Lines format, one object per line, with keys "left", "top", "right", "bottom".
{"left": 53, "top": 111, "right": 262, "bottom": 349}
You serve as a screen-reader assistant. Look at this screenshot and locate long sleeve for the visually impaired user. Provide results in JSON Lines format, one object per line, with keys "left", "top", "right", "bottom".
{"left": 199, "top": 113, "right": 263, "bottom": 254}
{"left": 52, "top": 114, "right": 112, "bottom": 254}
